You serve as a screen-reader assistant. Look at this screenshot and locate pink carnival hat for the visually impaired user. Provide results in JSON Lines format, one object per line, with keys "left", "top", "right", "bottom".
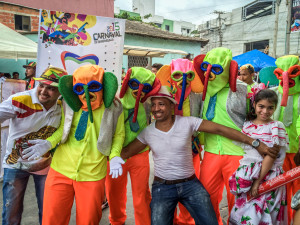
{"left": 149, "top": 86, "right": 177, "bottom": 104}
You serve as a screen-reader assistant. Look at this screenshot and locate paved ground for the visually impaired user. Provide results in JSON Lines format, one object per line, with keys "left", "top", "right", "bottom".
{"left": 0, "top": 152, "right": 229, "bottom": 224}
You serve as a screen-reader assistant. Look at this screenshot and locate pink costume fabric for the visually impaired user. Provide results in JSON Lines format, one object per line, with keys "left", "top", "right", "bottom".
{"left": 170, "top": 59, "right": 193, "bottom": 115}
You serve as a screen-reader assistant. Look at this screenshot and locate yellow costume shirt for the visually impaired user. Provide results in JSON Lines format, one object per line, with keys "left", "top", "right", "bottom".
{"left": 48, "top": 104, "right": 125, "bottom": 181}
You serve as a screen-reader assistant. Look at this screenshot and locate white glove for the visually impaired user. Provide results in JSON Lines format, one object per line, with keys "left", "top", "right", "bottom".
{"left": 22, "top": 139, "right": 52, "bottom": 161}
{"left": 109, "top": 157, "right": 125, "bottom": 179}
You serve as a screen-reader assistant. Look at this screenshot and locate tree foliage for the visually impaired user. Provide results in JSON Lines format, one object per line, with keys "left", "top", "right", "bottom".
{"left": 115, "top": 12, "right": 159, "bottom": 28}
{"left": 114, "top": 12, "right": 142, "bottom": 22}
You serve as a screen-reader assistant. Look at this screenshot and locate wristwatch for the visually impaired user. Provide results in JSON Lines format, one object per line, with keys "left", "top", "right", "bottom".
{"left": 251, "top": 139, "right": 260, "bottom": 148}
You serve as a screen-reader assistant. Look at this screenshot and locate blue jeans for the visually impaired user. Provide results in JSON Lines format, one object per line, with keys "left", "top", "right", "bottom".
{"left": 2, "top": 168, "right": 47, "bottom": 225}
{"left": 150, "top": 177, "right": 218, "bottom": 225}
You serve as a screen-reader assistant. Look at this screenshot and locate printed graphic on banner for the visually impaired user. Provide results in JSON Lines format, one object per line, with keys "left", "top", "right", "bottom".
{"left": 1, "top": 79, "right": 26, "bottom": 177}
{"left": 37, "top": 9, "right": 125, "bottom": 83}
{"left": 60, "top": 51, "right": 99, "bottom": 70}
{"left": 291, "top": 0, "right": 300, "bottom": 32}
{"left": 40, "top": 10, "right": 96, "bottom": 46}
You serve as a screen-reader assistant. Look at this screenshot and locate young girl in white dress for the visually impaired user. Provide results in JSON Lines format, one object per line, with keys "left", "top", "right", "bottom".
{"left": 229, "top": 87, "right": 288, "bottom": 225}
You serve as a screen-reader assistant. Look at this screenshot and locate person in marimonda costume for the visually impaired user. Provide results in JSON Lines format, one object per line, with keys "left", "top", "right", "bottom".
{"left": 106, "top": 67, "right": 161, "bottom": 225}
{"left": 193, "top": 47, "right": 249, "bottom": 224}
{"left": 37, "top": 64, "right": 125, "bottom": 225}
{"left": 272, "top": 55, "right": 300, "bottom": 225}
{"left": 156, "top": 58, "right": 203, "bottom": 225}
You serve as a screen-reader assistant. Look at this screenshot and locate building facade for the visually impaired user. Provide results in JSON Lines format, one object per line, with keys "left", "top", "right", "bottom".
{"left": 0, "top": 0, "right": 114, "bottom": 78}
{"left": 115, "top": 0, "right": 196, "bottom": 36}
{"left": 198, "top": 0, "right": 299, "bottom": 57}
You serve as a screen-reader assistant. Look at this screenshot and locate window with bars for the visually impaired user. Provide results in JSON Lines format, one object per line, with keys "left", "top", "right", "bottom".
{"left": 244, "top": 40, "right": 269, "bottom": 53}
{"left": 15, "top": 15, "right": 31, "bottom": 31}
{"left": 128, "top": 56, "right": 149, "bottom": 68}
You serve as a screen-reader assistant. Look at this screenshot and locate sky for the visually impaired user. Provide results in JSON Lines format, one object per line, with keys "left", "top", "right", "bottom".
{"left": 114, "top": 0, "right": 254, "bottom": 25}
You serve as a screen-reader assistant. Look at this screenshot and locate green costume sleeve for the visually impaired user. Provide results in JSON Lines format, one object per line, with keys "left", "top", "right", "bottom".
{"left": 46, "top": 104, "right": 65, "bottom": 149}
{"left": 297, "top": 114, "right": 300, "bottom": 137}
{"left": 109, "top": 111, "right": 125, "bottom": 160}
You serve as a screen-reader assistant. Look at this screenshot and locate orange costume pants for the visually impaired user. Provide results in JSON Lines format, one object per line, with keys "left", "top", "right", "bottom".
{"left": 106, "top": 150, "right": 151, "bottom": 225}
{"left": 173, "top": 153, "right": 201, "bottom": 225}
{"left": 283, "top": 153, "right": 300, "bottom": 225}
{"left": 199, "top": 152, "right": 243, "bottom": 225}
{"left": 42, "top": 168, "right": 105, "bottom": 225}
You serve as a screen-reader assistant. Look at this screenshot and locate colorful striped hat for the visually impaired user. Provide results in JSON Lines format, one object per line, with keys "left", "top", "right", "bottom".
{"left": 34, "top": 66, "right": 68, "bottom": 87}
{"left": 23, "top": 62, "right": 37, "bottom": 68}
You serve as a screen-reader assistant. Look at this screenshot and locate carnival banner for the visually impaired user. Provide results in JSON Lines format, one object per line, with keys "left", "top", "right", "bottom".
{"left": 37, "top": 10, "right": 125, "bottom": 83}
{"left": 0, "top": 79, "right": 26, "bottom": 177}
{"left": 291, "top": 0, "right": 300, "bottom": 32}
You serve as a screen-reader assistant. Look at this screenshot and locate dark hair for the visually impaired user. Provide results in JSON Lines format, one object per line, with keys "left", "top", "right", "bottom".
{"left": 3, "top": 73, "right": 11, "bottom": 78}
{"left": 240, "top": 64, "right": 255, "bottom": 74}
{"left": 185, "top": 53, "right": 192, "bottom": 60}
{"left": 246, "top": 89, "right": 278, "bottom": 121}
{"left": 152, "top": 63, "right": 163, "bottom": 70}
{"left": 13, "top": 72, "right": 19, "bottom": 75}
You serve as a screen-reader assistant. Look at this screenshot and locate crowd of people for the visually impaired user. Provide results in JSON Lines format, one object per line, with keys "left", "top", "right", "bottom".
{"left": 0, "top": 47, "right": 300, "bottom": 225}
{"left": 0, "top": 61, "right": 36, "bottom": 86}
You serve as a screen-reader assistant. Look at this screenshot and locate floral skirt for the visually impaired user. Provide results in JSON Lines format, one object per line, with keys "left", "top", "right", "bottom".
{"left": 228, "top": 162, "right": 287, "bottom": 225}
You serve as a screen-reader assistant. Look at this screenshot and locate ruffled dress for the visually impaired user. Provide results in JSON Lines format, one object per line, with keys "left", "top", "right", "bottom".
{"left": 229, "top": 121, "right": 289, "bottom": 225}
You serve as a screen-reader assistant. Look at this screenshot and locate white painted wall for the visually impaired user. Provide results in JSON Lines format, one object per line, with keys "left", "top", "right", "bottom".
{"left": 198, "top": 2, "right": 300, "bottom": 57}
{"left": 144, "top": 15, "right": 164, "bottom": 24}
{"left": 116, "top": 0, "right": 197, "bottom": 36}
{"left": 173, "top": 20, "right": 195, "bottom": 35}
{"left": 132, "top": 0, "right": 155, "bottom": 17}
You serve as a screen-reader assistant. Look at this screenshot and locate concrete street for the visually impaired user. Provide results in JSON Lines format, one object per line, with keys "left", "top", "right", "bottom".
{"left": 0, "top": 152, "right": 229, "bottom": 224}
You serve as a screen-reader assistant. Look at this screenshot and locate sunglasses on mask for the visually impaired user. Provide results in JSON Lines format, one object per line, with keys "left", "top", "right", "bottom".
{"left": 200, "top": 61, "right": 224, "bottom": 75}
{"left": 274, "top": 65, "right": 300, "bottom": 79}
{"left": 128, "top": 78, "right": 152, "bottom": 93}
{"left": 171, "top": 71, "right": 195, "bottom": 82}
{"left": 73, "top": 80, "right": 103, "bottom": 95}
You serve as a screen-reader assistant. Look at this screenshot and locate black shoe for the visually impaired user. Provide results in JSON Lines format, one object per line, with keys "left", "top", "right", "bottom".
{"left": 102, "top": 200, "right": 109, "bottom": 210}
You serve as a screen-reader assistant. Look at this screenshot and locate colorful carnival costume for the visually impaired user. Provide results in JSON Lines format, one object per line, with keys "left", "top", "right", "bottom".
{"left": 1, "top": 66, "right": 66, "bottom": 225}
{"left": 106, "top": 67, "right": 161, "bottom": 225}
{"left": 193, "top": 47, "right": 248, "bottom": 224}
{"left": 156, "top": 58, "right": 203, "bottom": 225}
{"left": 229, "top": 121, "right": 289, "bottom": 225}
{"left": 272, "top": 55, "right": 300, "bottom": 224}
{"left": 42, "top": 65, "right": 125, "bottom": 225}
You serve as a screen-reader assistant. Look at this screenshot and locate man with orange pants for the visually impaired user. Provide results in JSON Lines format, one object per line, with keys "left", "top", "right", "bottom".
{"left": 193, "top": 48, "right": 264, "bottom": 224}
{"left": 31, "top": 65, "right": 125, "bottom": 225}
{"left": 272, "top": 55, "right": 300, "bottom": 225}
{"left": 106, "top": 67, "right": 161, "bottom": 225}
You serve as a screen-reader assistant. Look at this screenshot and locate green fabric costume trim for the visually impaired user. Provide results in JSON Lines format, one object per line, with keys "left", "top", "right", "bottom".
{"left": 203, "top": 47, "right": 232, "bottom": 97}
{"left": 83, "top": 84, "right": 93, "bottom": 123}
{"left": 276, "top": 55, "right": 300, "bottom": 95}
{"left": 121, "top": 67, "right": 155, "bottom": 109}
{"left": 59, "top": 75, "right": 83, "bottom": 112}
{"left": 103, "top": 72, "right": 118, "bottom": 108}
{"left": 121, "top": 67, "right": 154, "bottom": 153}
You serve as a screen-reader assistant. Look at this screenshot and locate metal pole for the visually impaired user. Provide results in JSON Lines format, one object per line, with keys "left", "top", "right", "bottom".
{"left": 285, "top": 0, "right": 292, "bottom": 54}
{"left": 273, "top": 0, "right": 280, "bottom": 57}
